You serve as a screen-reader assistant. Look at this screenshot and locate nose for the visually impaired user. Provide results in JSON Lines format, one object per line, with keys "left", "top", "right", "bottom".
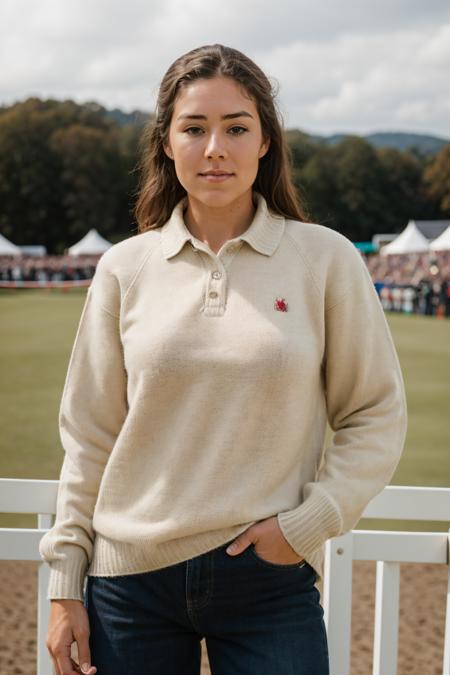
{"left": 204, "top": 132, "right": 227, "bottom": 159}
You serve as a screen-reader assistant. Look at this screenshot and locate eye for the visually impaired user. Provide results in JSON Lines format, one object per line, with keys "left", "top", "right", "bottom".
{"left": 183, "top": 125, "right": 248, "bottom": 136}
{"left": 229, "top": 126, "right": 247, "bottom": 135}
{"left": 184, "top": 126, "right": 203, "bottom": 135}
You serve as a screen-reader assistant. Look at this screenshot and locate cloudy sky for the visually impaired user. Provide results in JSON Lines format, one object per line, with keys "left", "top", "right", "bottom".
{"left": 2, "top": 0, "right": 450, "bottom": 138}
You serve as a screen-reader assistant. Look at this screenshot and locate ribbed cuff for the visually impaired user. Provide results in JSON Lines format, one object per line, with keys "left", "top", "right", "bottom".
{"left": 46, "top": 553, "right": 88, "bottom": 601}
{"left": 277, "top": 486, "right": 343, "bottom": 561}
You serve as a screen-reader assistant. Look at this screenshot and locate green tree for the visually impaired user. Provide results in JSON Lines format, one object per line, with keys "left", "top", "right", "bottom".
{"left": 377, "top": 147, "right": 431, "bottom": 228}
{"left": 0, "top": 97, "right": 132, "bottom": 252}
{"left": 0, "top": 99, "right": 66, "bottom": 248}
{"left": 297, "top": 145, "right": 340, "bottom": 229}
{"left": 332, "top": 136, "right": 386, "bottom": 240}
{"left": 49, "top": 123, "right": 125, "bottom": 248}
{"left": 423, "top": 144, "right": 450, "bottom": 216}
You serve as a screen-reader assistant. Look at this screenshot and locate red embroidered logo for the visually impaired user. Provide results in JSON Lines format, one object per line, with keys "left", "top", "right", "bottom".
{"left": 274, "top": 297, "right": 288, "bottom": 312}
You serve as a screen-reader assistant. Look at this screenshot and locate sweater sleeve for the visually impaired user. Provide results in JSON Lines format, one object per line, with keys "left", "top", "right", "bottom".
{"left": 38, "top": 256, "right": 128, "bottom": 601}
{"left": 277, "top": 239, "right": 408, "bottom": 562}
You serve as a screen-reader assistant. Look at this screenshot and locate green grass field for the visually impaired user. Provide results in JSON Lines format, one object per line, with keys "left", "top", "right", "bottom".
{"left": 1, "top": 289, "right": 449, "bottom": 532}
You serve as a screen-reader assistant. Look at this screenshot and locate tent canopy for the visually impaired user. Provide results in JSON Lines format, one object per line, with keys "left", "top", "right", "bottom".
{"left": 0, "top": 233, "right": 22, "bottom": 255}
{"left": 429, "top": 224, "right": 450, "bottom": 251}
{"left": 380, "top": 220, "right": 430, "bottom": 256}
{"left": 68, "top": 229, "right": 112, "bottom": 256}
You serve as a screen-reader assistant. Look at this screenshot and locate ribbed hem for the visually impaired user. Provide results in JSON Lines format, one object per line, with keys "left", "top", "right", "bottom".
{"left": 44, "top": 508, "right": 333, "bottom": 600}
{"left": 277, "top": 486, "right": 342, "bottom": 581}
{"left": 88, "top": 523, "right": 255, "bottom": 578}
{"left": 46, "top": 553, "right": 88, "bottom": 601}
{"left": 88, "top": 521, "right": 326, "bottom": 584}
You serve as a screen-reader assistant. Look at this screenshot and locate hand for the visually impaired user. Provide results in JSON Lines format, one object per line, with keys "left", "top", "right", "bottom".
{"left": 226, "top": 516, "right": 305, "bottom": 565}
{"left": 46, "top": 599, "right": 97, "bottom": 675}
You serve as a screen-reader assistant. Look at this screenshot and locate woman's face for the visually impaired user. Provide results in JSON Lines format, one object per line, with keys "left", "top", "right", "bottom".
{"left": 163, "top": 75, "right": 270, "bottom": 208}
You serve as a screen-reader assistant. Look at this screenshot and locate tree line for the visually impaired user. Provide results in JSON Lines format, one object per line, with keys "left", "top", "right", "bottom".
{"left": 0, "top": 97, "right": 449, "bottom": 254}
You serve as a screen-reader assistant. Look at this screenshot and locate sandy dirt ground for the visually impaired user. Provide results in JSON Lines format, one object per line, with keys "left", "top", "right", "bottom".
{"left": 0, "top": 559, "right": 447, "bottom": 674}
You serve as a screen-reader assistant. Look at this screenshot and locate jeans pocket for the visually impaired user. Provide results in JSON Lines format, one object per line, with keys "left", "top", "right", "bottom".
{"left": 247, "top": 544, "right": 308, "bottom": 570}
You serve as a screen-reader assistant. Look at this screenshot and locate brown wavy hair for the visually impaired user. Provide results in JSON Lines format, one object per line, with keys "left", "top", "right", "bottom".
{"left": 133, "top": 43, "right": 311, "bottom": 231}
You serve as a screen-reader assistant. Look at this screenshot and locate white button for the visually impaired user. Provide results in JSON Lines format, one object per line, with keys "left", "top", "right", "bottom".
{"left": 212, "top": 271, "right": 222, "bottom": 279}
{"left": 209, "top": 291, "right": 219, "bottom": 298}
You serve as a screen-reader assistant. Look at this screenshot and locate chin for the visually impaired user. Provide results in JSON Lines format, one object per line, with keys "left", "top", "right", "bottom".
{"left": 187, "top": 186, "right": 251, "bottom": 208}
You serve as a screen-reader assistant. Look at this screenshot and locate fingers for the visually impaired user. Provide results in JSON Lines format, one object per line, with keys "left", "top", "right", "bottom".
{"left": 71, "top": 656, "right": 97, "bottom": 674}
{"left": 46, "top": 637, "right": 61, "bottom": 675}
{"left": 49, "top": 653, "right": 61, "bottom": 675}
{"left": 226, "top": 518, "right": 275, "bottom": 555}
{"left": 49, "top": 651, "right": 96, "bottom": 675}
{"left": 52, "top": 651, "right": 81, "bottom": 675}
{"left": 74, "top": 618, "right": 97, "bottom": 673}
{"left": 46, "top": 599, "right": 97, "bottom": 675}
{"left": 226, "top": 530, "right": 253, "bottom": 554}
{"left": 78, "top": 659, "right": 97, "bottom": 675}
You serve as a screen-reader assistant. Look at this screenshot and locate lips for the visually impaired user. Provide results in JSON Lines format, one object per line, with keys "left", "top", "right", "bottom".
{"left": 199, "top": 170, "right": 234, "bottom": 176}
{"left": 198, "top": 171, "right": 234, "bottom": 183}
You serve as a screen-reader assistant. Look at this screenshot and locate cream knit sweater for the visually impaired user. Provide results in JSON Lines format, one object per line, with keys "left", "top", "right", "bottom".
{"left": 39, "top": 191, "right": 408, "bottom": 601}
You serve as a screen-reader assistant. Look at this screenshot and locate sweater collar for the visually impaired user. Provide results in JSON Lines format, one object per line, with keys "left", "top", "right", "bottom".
{"left": 160, "top": 191, "right": 285, "bottom": 259}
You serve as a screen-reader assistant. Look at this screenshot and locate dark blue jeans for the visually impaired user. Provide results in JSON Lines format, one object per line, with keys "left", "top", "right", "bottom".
{"left": 83, "top": 537, "right": 329, "bottom": 674}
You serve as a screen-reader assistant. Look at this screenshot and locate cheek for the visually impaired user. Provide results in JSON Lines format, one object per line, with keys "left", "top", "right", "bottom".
{"left": 173, "top": 140, "right": 199, "bottom": 166}
{"left": 240, "top": 135, "right": 264, "bottom": 160}
{"left": 171, "top": 144, "right": 198, "bottom": 187}
{"left": 239, "top": 142, "right": 263, "bottom": 174}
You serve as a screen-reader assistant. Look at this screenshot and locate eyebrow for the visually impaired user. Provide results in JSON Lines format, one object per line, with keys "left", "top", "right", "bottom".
{"left": 176, "top": 110, "right": 254, "bottom": 121}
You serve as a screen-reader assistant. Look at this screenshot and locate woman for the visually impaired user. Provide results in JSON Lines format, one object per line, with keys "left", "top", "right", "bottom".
{"left": 39, "top": 44, "right": 407, "bottom": 675}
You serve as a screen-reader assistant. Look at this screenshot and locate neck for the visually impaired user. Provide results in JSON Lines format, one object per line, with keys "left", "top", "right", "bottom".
{"left": 183, "top": 190, "right": 256, "bottom": 254}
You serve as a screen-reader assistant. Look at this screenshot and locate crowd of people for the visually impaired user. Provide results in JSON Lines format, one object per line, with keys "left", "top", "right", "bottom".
{"left": 0, "top": 254, "right": 99, "bottom": 283}
{"left": 363, "top": 250, "right": 450, "bottom": 318}
{"left": 1, "top": 248, "right": 450, "bottom": 317}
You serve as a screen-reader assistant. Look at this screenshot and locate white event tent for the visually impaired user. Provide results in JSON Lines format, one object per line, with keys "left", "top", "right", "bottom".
{"left": 68, "top": 229, "right": 112, "bottom": 256}
{"left": 379, "top": 220, "right": 430, "bottom": 256}
{"left": 429, "top": 225, "right": 450, "bottom": 251}
{"left": 0, "top": 233, "right": 22, "bottom": 255}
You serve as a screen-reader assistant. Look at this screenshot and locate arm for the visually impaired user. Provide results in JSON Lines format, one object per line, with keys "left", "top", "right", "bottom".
{"left": 39, "top": 256, "right": 128, "bottom": 600}
{"left": 277, "top": 241, "right": 408, "bottom": 561}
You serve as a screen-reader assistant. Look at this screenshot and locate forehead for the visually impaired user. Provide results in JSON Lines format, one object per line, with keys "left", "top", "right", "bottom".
{"left": 173, "top": 76, "right": 257, "bottom": 116}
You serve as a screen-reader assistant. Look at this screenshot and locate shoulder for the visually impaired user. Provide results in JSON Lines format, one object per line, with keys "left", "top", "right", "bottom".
{"left": 98, "top": 229, "right": 160, "bottom": 273}
{"left": 95, "top": 229, "right": 160, "bottom": 283}
{"left": 89, "top": 229, "right": 161, "bottom": 314}
{"left": 284, "top": 218, "right": 373, "bottom": 308}
{"left": 285, "top": 219, "right": 360, "bottom": 262}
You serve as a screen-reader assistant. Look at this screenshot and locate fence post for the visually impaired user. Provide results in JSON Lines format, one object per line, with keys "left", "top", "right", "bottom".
{"left": 443, "top": 529, "right": 450, "bottom": 675}
{"left": 372, "top": 560, "right": 400, "bottom": 675}
{"left": 323, "top": 532, "right": 353, "bottom": 675}
{"left": 37, "top": 513, "right": 53, "bottom": 675}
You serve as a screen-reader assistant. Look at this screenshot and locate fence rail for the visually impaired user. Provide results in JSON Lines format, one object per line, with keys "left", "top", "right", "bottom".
{"left": 1, "top": 479, "right": 449, "bottom": 675}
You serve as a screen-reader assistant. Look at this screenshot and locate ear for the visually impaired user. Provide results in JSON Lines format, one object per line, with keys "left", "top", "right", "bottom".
{"left": 258, "top": 137, "right": 270, "bottom": 159}
{"left": 163, "top": 143, "right": 173, "bottom": 160}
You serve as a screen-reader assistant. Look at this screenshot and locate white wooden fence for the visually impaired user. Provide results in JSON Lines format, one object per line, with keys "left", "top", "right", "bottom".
{"left": 323, "top": 485, "right": 450, "bottom": 675}
{"left": 1, "top": 479, "right": 449, "bottom": 675}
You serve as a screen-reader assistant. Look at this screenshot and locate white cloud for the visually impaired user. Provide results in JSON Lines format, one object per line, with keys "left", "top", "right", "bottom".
{"left": 1, "top": 0, "right": 449, "bottom": 138}
{"left": 418, "top": 23, "right": 450, "bottom": 66}
{"left": 257, "top": 25, "right": 450, "bottom": 136}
